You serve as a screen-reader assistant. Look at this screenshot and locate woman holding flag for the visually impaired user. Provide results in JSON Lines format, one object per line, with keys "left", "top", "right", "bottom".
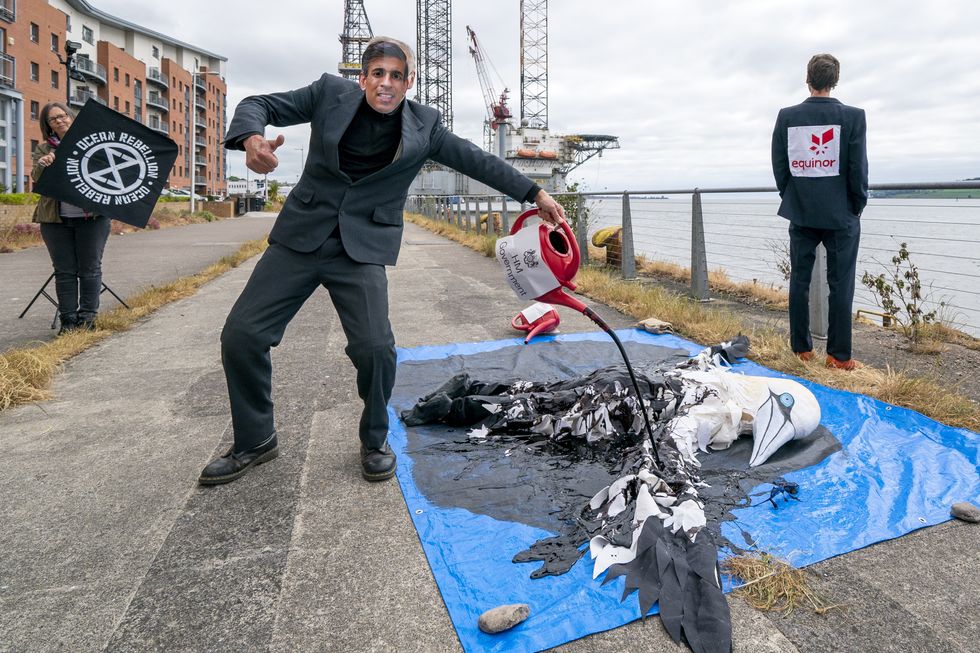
{"left": 31, "top": 102, "right": 111, "bottom": 334}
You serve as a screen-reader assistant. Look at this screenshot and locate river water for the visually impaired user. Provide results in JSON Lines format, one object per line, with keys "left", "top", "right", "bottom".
{"left": 585, "top": 196, "right": 980, "bottom": 337}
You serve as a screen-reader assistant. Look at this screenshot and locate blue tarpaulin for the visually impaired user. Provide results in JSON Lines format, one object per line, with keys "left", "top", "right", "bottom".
{"left": 390, "top": 330, "right": 980, "bottom": 653}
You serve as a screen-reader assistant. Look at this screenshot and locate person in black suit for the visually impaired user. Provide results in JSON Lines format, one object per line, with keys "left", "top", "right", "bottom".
{"left": 199, "top": 37, "right": 566, "bottom": 485}
{"left": 771, "top": 53, "right": 868, "bottom": 370}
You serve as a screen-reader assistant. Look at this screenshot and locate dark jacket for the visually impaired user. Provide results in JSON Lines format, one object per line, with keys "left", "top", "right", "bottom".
{"left": 771, "top": 96, "right": 868, "bottom": 230}
{"left": 31, "top": 142, "right": 62, "bottom": 224}
{"left": 225, "top": 73, "right": 536, "bottom": 265}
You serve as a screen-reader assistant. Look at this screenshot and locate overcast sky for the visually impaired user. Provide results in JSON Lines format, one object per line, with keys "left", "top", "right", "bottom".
{"left": 98, "top": 0, "right": 980, "bottom": 191}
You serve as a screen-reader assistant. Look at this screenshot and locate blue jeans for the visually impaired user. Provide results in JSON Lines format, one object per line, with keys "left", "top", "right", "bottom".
{"left": 39, "top": 216, "right": 111, "bottom": 324}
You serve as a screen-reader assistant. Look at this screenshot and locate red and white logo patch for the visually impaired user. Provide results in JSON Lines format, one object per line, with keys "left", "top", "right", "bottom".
{"left": 787, "top": 124, "right": 840, "bottom": 177}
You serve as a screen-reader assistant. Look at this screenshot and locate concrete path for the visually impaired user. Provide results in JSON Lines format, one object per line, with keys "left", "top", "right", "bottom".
{"left": 1, "top": 213, "right": 276, "bottom": 353}
{"left": 0, "top": 220, "right": 976, "bottom": 653}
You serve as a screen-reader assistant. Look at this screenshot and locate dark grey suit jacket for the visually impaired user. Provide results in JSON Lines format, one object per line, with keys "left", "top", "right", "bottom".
{"left": 771, "top": 96, "right": 868, "bottom": 230}
{"left": 225, "top": 73, "right": 536, "bottom": 265}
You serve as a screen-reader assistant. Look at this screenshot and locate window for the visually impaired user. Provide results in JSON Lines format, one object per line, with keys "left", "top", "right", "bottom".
{"left": 50, "top": 70, "right": 58, "bottom": 88}
{"left": 151, "top": 45, "right": 159, "bottom": 59}
{"left": 113, "top": 96, "right": 119, "bottom": 110}
{"left": 134, "top": 79, "right": 142, "bottom": 100}
{"left": 30, "top": 101, "right": 39, "bottom": 120}
{"left": 124, "top": 73, "right": 130, "bottom": 86}
{"left": 31, "top": 139, "right": 39, "bottom": 154}
{"left": 50, "top": 33, "right": 58, "bottom": 52}
{"left": 82, "top": 25, "right": 94, "bottom": 45}
{"left": 124, "top": 100, "right": 130, "bottom": 114}
{"left": 113, "top": 67, "right": 119, "bottom": 82}
{"left": 29, "top": 23, "right": 38, "bottom": 43}
{"left": 30, "top": 62, "right": 38, "bottom": 82}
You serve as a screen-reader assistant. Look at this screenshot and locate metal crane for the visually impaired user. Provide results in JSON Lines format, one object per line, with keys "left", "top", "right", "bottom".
{"left": 338, "top": 0, "right": 373, "bottom": 80}
{"left": 466, "top": 25, "right": 512, "bottom": 153}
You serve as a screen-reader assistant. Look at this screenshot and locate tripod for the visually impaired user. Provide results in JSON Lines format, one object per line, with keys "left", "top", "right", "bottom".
{"left": 18, "top": 272, "right": 130, "bottom": 329}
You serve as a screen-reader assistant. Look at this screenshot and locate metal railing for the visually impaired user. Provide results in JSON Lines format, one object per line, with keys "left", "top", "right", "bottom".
{"left": 74, "top": 57, "right": 107, "bottom": 84}
{"left": 146, "top": 67, "right": 168, "bottom": 88}
{"left": 146, "top": 91, "right": 168, "bottom": 111}
{"left": 146, "top": 117, "right": 169, "bottom": 135}
{"left": 0, "top": 52, "right": 13, "bottom": 87}
{"left": 409, "top": 181, "right": 980, "bottom": 337}
{"left": 0, "top": 0, "right": 14, "bottom": 23}
{"left": 69, "top": 89, "right": 107, "bottom": 107}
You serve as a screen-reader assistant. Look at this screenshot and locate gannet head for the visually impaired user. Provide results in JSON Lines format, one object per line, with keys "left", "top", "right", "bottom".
{"left": 748, "top": 378, "right": 821, "bottom": 467}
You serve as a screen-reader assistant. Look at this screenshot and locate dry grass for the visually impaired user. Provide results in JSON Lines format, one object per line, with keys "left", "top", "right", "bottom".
{"left": 722, "top": 554, "right": 843, "bottom": 616}
{"left": 635, "top": 256, "right": 789, "bottom": 309}
{"left": 405, "top": 212, "right": 980, "bottom": 431}
{"left": 0, "top": 209, "right": 232, "bottom": 252}
{"left": 0, "top": 237, "right": 268, "bottom": 413}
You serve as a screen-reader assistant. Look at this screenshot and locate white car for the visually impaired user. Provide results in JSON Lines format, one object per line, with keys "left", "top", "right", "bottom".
{"left": 162, "top": 189, "right": 206, "bottom": 201}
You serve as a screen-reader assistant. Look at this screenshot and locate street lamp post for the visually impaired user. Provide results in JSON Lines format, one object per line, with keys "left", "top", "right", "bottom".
{"left": 295, "top": 146, "right": 305, "bottom": 169}
{"left": 189, "top": 69, "right": 222, "bottom": 213}
{"left": 57, "top": 41, "right": 83, "bottom": 104}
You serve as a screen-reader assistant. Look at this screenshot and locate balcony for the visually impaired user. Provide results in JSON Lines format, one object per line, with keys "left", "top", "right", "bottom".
{"left": 69, "top": 90, "right": 107, "bottom": 109}
{"left": 194, "top": 74, "right": 206, "bottom": 91}
{"left": 146, "top": 91, "right": 168, "bottom": 112}
{"left": 195, "top": 136, "right": 206, "bottom": 148}
{"left": 0, "top": 52, "right": 13, "bottom": 88}
{"left": 146, "top": 67, "right": 168, "bottom": 89}
{"left": 195, "top": 115, "right": 206, "bottom": 129}
{"left": 0, "top": 0, "right": 14, "bottom": 23}
{"left": 73, "top": 57, "right": 107, "bottom": 85}
{"left": 195, "top": 156, "right": 206, "bottom": 166}
{"left": 147, "top": 117, "right": 169, "bottom": 135}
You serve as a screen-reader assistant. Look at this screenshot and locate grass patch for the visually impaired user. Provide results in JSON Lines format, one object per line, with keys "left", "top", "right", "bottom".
{"left": 0, "top": 238, "right": 268, "bottom": 412}
{"left": 405, "top": 212, "right": 980, "bottom": 431}
{"left": 722, "top": 554, "right": 842, "bottom": 615}
{"left": 634, "top": 256, "right": 789, "bottom": 309}
{"left": 1, "top": 209, "right": 233, "bottom": 252}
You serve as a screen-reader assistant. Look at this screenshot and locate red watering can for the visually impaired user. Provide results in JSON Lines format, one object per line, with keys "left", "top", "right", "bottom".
{"left": 501, "top": 208, "right": 589, "bottom": 314}
{"left": 511, "top": 302, "right": 561, "bottom": 343}
{"left": 496, "top": 207, "right": 662, "bottom": 466}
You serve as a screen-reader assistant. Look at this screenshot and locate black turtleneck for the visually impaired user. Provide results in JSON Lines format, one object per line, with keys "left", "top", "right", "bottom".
{"left": 338, "top": 99, "right": 403, "bottom": 182}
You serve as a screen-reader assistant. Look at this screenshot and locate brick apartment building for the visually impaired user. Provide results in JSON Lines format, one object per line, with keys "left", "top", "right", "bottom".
{"left": 0, "top": 0, "right": 227, "bottom": 197}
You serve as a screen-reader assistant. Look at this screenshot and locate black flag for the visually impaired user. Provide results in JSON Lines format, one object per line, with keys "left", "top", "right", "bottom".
{"left": 34, "top": 100, "right": 179, "bottom": 228}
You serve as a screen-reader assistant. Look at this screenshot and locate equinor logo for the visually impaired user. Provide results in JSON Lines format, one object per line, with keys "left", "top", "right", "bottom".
{"left": 65, "top": 131, "right": 160, "bottom": 205}
{"left": 787, "top": 124, "right": 840, "bottom": 177}
{"left": 809, "top": 128, "right": 835, "bottom": 155}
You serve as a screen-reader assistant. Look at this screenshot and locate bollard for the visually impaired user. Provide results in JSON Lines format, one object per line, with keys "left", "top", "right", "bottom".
{"left": 690, "top": 190, "right": 710, "bottom": 301}
{"left": 574, "top": 193, "right": 589, "bottom": 267}
{"left": 809, "top": 244, "right": 830, "bottom": 339}
{"left": 621, "top": 192, "right": 637, "bottom": 280}
{"left": 500, "top": 196, "right": 510, "bottom": 233}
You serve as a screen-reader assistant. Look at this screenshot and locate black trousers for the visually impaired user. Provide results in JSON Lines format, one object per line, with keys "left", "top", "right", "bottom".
{"left": 39, "top": 216, "right": 111, "bottom": 323}
{"left": 220, "top": 233, "right": 396, "bottom": 452}
{"left": 788, "top": 220, "right": 861, "bottom": 361}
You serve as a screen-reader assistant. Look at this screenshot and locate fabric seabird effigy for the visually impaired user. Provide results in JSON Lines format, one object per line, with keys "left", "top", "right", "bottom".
{"left": 391, "top": 330, "right": 979, "bottom": 653}
{"left": 401, "top": 335, "right": 821, "bottom": 653}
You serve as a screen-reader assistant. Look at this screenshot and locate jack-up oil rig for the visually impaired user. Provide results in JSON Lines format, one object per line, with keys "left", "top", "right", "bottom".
{"left": 338, "top": 0, "right": 618, "bottom": 193}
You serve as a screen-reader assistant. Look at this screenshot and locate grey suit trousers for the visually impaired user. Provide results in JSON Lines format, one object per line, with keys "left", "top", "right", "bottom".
{"left": 221, "top": 231, "right": 396, "bottom": 452}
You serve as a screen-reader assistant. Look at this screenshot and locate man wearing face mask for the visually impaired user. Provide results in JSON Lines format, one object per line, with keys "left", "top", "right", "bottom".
{"left": 200, "top": 37, "right": 565, "bottom": 486}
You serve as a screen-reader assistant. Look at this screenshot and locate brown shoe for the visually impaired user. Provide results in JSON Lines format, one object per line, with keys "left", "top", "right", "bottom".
{"left": 826, "top": 355, "right": 860, "bottom": 370}
{"left": 796, "top": 351, "right": 814, "bottom": 362}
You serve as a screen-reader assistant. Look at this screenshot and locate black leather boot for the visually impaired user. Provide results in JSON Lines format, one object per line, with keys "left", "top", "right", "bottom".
{"left": 361, "top": 442, "right": 397, "bottom": 481}
{"left": 199, "top": 434, "right": 279, "bottom": 485}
